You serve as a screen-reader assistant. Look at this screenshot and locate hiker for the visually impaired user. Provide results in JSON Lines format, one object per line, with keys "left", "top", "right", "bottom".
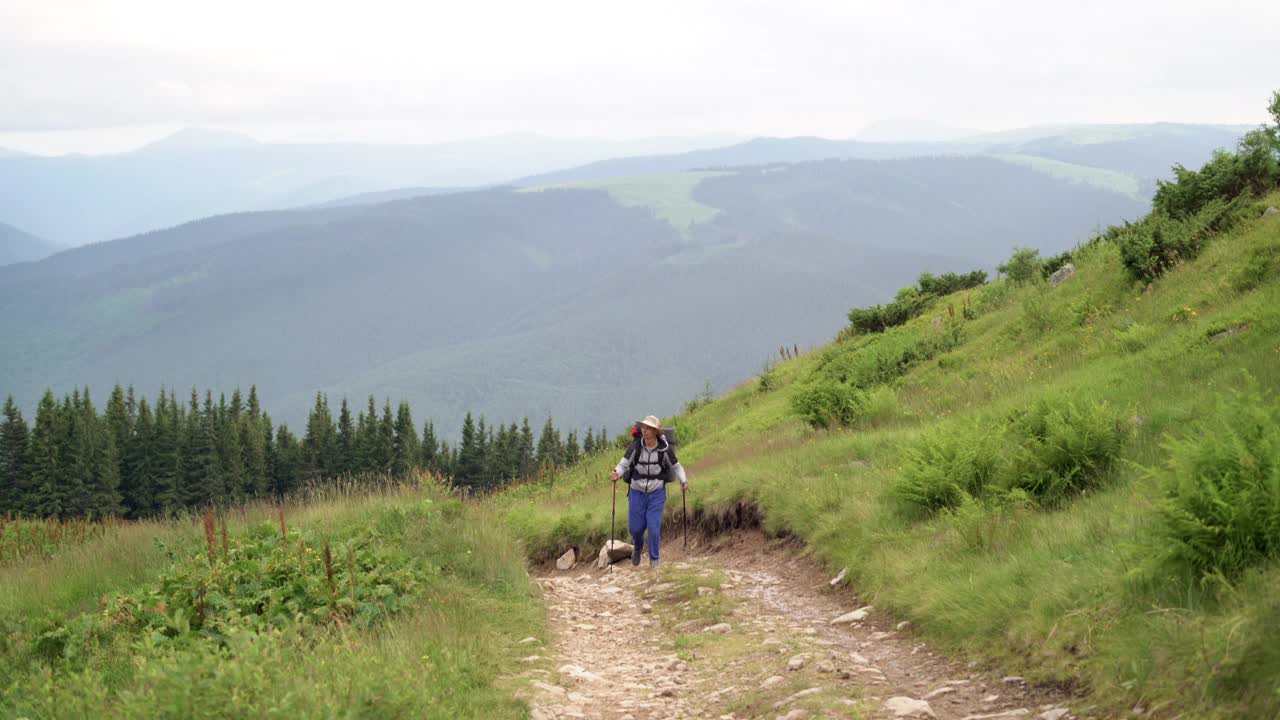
{"left": 609, "top": 415, "right": 688, "bottom": 567}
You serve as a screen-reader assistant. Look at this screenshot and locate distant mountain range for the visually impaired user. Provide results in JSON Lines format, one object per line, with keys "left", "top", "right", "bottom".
{"left": 0, "top": 129, "right": 740, "bottom": 247}
{"left": 0, "top": 222, "right": 62, "bottom": 266}
{"left": 0, "top": 153, "right": 1146, "bottom": 435}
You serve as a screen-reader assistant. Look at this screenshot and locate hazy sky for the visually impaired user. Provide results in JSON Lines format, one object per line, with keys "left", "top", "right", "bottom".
{"left": 2, "top": 0, "right": 1276, "bottom": 155}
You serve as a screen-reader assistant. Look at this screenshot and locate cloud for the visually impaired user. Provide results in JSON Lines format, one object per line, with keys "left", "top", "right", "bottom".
{"left": 1, "top": 0, "right": 1276, "bottom": 147}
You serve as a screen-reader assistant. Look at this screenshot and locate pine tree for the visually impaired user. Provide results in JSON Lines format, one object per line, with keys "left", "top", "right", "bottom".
{"left": 392, "top": 401, "right": 419, "bottom": 477}
{"left": 582, "top": 427, "right": 595, "bottom": 456}
{"left": 0, "top": 396, "right": 31, "bottom": 515}
{"left": 336, "top": 398, "right": 355, "bottom": 477}
{"left": 356, "top": 395, "right": 378, "bottom": 473}
{"left": 26, "top": 390, "right": 62, "bottom": 518}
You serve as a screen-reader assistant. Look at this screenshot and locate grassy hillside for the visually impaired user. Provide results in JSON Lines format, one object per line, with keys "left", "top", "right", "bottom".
{"left": 991, "top": 153, "right": 1141, "bottom": 197}
{"left": 0, "top": 480, "right": 543, "bottom": 717}
{"left": 490, "top": 189, "right": 1280, "bottom": 718}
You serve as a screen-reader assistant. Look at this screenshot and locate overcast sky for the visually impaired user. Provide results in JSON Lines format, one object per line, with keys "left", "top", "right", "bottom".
{"left": 2, "top": 0, "right": 1276, "bottom": 155}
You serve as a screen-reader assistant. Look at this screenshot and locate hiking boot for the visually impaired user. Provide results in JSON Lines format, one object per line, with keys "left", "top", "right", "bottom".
{"left": 631, "top": 546, "right": 642, "bottom": 566}
{"left": 650, "top": 558, "right": 660, "bottom": 568}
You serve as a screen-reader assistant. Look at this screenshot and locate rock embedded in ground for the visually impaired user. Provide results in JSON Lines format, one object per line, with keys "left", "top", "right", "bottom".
{"left": 924, "top": 686, "right": 957, "bottom": 700}
{"left": 829, "top": 567, "right": 848, "bottom": 586}
{"left": 884, "top": 696, "right": 936, "bottom": 718}
{"left": 1037, "top": 709, "right": 1070, "bottom": 720}
{"left": 704, "top": 622, "right": 732, "bottom": 634}
{"left": 1048, "top": 262, "right": 1075, "bottom": 287}
{"left": 787, "top": 653, "right": 809, "bottom": 671}
{"left": 556, "top": 548, "right": 576, "bottom": 570}
{"left": 830, "top": 607, "right": 871, "bottom": 624}
{"left": 597, "top": 540, "right": 634, "bottom": 568}
{"left": 1001, "top": 676, "right": 1025, "bottom": 685}
{"left": 1263, "top": 206, "right": 1279, "bottom": 217}
{"left": 773, "top": 687, "right": 823, "bottom": 709}
{"left": 777, "top": 710, "right": 808, "bottom": 720}
{"left": 961, "top": 710, "right": 1031, "bottom": 720}
{"left": 761, "top": 675, "right": 784, "bottom": 688}
{"left": 897, "top": 620, "right": 912, "bottom": 631}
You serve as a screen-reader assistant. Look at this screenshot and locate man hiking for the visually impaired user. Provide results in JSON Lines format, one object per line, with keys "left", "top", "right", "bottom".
{"left": 609, "top": 415, "right": 688, "bottom": 567}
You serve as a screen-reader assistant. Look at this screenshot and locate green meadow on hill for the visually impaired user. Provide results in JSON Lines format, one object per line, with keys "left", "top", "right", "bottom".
{"left": 493, "top": 178, "right": 1280, "bottom": 717}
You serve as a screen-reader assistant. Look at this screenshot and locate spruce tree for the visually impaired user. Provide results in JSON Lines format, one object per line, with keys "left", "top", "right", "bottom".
{"left": 518, "top": 418, "right": 536, "bottom": 479}
{"left": 151, "top": 389, "right": 183, "bottom": 515}
{"left": 336, "top": 398, "right": 355, "bottom": 477}
{"left": 302, "top": 392, "right": 337, "bottom": 482}
{"left": 273, "top": 423, "right": 302, "bottom": 496}
{"left": 535, "top": 418, "right": 561, "bottom": 471}
{"left": 26, "top": 391, "right": 63, "bottom": 518}
{"left": 59, "top": 391, "right": 91, "bottom": 519}
{"left": 455, "top": 412, "right": 483, "bottom": 491}
{"left": 563, "top": 430, "right": 581, "bottom": 467}
{"left": 123, "top": 397, "right": 156, "bottom": 518}
{"left": 182, "top": 390, "right": 222, "bottom": 509}
{"left": 375, "top": 400, "right": 395, "bottom": 475}
{"left": 216, "top": 393, "right": 243, "bottom": 504}
{"left": 0, "top": 396, "right": 31, "bottom": 515}
{"left": 240, "top": 410, "right": 267, "bottom": 499}
{"left": 104, "top": 385, "right": 131, "bottom": 506}
{"left": 356, "top": 395, "right": 378, "bottom": 473}
{"left": 582, "top": 428, "right": 595, "bottom": 456}
{"left": 420, "top": 420, "right": 439, "bottom": 472}
{"left": 392, "top": 401, "right": 419, "bottom": 477}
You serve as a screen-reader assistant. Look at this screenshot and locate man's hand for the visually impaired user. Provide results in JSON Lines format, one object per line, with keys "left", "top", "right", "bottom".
{"left": 610, "top": 471, "right": 619, "bottom": 482}
{"left": 681, "top": 482, "right": 688, "bottom": 492}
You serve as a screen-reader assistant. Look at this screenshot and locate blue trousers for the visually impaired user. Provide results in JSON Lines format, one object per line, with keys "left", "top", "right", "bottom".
{"left": 628, "top": 486, "right": 667, "bottom": 561}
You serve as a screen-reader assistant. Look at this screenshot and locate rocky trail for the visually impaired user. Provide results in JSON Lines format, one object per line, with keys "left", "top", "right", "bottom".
{"left": 513, "top": 533, "right": 1082, "bottom": 720}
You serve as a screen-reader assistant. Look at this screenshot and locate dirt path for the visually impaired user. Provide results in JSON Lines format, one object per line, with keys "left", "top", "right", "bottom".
{"left": 517, "top": 533, "right": 1081, "bottom": 720}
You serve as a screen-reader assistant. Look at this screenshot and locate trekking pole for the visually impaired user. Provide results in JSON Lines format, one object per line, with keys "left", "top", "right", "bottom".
{"left": 610, "top": 473, "right": 618, "bottom": 572}
{"left": 682, "top": 484, "right": 688, "bottom": 550}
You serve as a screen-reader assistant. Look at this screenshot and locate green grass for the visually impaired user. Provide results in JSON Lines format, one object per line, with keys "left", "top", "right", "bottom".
{"left": 522, "top": 171, "right": 732, "bottom": 234}
{"left": 0, "top": 480, "right": 543, "bottom": 718}
{"left": 992, "top": 153, "right": 1141, "bottom": 197}
{"left": 491, "top": 192, "right": 1280, "bottom": 718}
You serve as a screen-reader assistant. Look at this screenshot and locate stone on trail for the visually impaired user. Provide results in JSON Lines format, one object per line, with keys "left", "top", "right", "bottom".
{"left": 961, "top": 710, "right": 1031, "bottom": 720}
{"left": 1263, "top": 206, "right": 1279, "bottom": 217}
{"left": 772, "top": 687, "right": 822, "bottom": 709}
{"left": 556, "top": 548, "right": 576, "bottom": 570}
{"left": 704, "top": 622, "right": 732, "bottom": 634}
{"left": 597, "top": 540, "right": 635, "bottom": 568}
{"left": 830, "top": 606, "right": 871, "bottom": 624}
{"left": 777, "top": 710, "right": 808, "bottom": 720}
{"left": 786, "top": 653, "right": 809, "bottom": 671}
{"left": 518, "top": 636, "right": 538, "bottom": 645}
{"left": 884, "top": 696, "right": 936, "bottom": 718}
{"left": 1037, "top": 709, "right": 1070, "bottom": 720}
{"left": 829, "top": 567, "right": 848, "bottom": 586}
{"left": 924, "top": 686, "right": 956, "bottom": 700}
{"left": 1001, "top": 676, "right": 1025, "bottom": 686}
{"left": 761, "top": 675, "right": 785, "bottom": 688}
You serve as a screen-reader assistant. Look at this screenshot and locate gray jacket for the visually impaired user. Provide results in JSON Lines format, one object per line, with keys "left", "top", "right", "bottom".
{"left": 615, "top": 436, "right": 688, "bottom": 494}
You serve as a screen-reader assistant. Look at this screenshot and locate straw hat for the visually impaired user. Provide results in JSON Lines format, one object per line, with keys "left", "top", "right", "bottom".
{"left": 638, "top": 415, "right": 663, "bottom": 431}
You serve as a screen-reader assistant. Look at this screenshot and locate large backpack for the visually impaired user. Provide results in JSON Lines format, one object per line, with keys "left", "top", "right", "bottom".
{"left": 621, "top": 425, "right": 678, "bottom": 484}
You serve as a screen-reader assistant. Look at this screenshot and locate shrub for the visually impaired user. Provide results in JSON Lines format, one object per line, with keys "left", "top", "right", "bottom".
{"left": 1040, "top": 250, "right": 1074, "bottom": 279}
{"left": 790, "top": 381, "right": 866, "bottom": 429}
{"left": 1112, "top": 197, "right": 1249, "bottom": 282}
{"left": 1155, "top": 381, "right": 1280, "bottom": 578}
{"left": 1005, "top": 397, "right": 1126, "bottom": 505}
{"left": 916, "top": 270, "right": 987, "bottom": 296}
{"left": 846, "top": 268, "right": 986, "bottom": 335}
{"left": 892, "top": 424, "right": 1004, "bottom": 516}
{"left": 998, "top": 246, "right": 1043, "bottom": 285}
{"left": 758, "top": 362, "right": 777, "bottom": 393}
{"left": 1153, "top": 131, "right": 1280, "bottom": 220}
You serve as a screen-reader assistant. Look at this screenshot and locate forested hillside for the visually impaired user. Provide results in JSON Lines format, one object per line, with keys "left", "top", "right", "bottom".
{"left": 0, "top": 156, "right": 1147, "bottom": 438}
